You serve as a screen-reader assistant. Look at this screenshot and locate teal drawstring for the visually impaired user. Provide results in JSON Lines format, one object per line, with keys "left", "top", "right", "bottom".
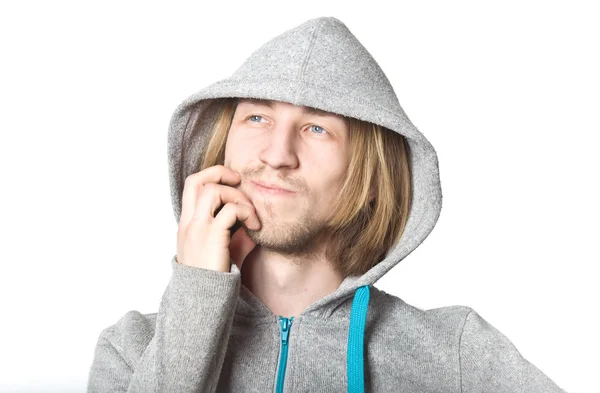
{"left": 347, "top": 285, "right": 371, "bottom": 393}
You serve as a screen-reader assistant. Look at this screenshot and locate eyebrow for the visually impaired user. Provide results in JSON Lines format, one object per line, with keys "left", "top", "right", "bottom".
{"left": 238, "top": 98, "right": 334, "bottom": 117}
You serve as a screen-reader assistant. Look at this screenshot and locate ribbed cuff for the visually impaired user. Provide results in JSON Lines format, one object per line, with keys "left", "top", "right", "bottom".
{"left": 169, "top": 254, "right": 241, "bottom": 293}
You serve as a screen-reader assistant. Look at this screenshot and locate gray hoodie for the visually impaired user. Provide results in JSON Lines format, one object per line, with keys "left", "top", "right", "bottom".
{"left": 87, "top": 16, "right": 567, "bottom": 393}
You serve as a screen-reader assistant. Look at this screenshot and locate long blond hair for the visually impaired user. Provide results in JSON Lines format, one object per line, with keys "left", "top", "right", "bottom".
{"left": 200, "top": 98, "right": 412, "bottom": 277}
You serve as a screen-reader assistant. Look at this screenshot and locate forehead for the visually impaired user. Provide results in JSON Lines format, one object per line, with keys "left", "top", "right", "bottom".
{"left": 237, "top": 98, "right": 342, "bottom": 118}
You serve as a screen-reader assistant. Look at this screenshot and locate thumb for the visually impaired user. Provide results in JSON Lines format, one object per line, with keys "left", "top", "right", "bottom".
{"left": 229, "top": 226, "right": 257, "bottom": 271}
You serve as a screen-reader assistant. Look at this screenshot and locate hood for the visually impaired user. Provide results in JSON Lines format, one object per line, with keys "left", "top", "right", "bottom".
{"left": 167, "top": 16, "right": 443, "bottom": 316}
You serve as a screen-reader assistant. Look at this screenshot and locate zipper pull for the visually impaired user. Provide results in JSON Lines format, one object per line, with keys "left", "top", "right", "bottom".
{"left": 279, "top": 316, "right": 294, "bottom": 345}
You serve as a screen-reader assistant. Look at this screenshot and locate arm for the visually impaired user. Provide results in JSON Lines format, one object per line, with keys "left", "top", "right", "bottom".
{"left": 459, "top": 308, "right": 568, "bottom": 393}
{"left": 87, "top": 255, "right": 240, "bottom": 393}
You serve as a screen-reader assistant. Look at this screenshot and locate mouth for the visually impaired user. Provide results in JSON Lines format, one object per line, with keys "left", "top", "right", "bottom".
{"left": 251, "top": 181, "right": 296, "bottom": 196}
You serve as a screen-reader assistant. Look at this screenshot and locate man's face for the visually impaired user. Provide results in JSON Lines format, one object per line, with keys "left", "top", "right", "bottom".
{"left": 224, "top": 98, "right": 351, "bottom": 255}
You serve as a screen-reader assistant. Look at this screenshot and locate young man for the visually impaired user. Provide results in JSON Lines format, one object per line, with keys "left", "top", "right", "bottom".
{"left": 87, "top": 17, "right": 567, "bottom": 392}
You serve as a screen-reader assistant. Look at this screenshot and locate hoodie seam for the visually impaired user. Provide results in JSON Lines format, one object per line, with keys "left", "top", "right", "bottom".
{"left": 457, "top": 308, "right": 474, "bottom": 393}
{"left": 323, "top": 293, "right": 357, "bottom": 318}
{"left": 100, "top": 331, "right": 135, "bottom": 374}
{"left": 298, "top": 19, "right": 324, "bottom": 84}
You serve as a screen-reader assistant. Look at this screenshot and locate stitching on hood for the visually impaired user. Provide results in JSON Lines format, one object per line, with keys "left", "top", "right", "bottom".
{"left": 298, "top": 19, "right": 324, "bottom": 85}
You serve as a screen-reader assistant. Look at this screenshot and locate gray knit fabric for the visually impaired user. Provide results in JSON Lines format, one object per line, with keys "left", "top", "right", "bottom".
{"left": 87, "top": 16, "right": 567, "bottom": 392}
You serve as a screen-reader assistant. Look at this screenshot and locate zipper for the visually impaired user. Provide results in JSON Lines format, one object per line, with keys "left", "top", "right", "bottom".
{"left": 275, "top": 315, "right": 294, "bottom": 393}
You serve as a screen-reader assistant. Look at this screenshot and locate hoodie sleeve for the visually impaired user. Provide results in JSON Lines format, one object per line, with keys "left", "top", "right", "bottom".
{"left": 87, "top": 255, "right": 241, "bottom": 393}
{"left": 459, "top": 308, "right": 567, "bottom": 393}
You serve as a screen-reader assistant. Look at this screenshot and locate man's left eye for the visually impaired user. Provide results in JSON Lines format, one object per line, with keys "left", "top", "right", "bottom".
{"left": 309, "top": 125, "right": 327, "bottom": 134}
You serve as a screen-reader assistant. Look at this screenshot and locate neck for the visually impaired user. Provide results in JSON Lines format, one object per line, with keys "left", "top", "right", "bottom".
{"left": 240, "top": 243, "right": 344, "bottom": 319}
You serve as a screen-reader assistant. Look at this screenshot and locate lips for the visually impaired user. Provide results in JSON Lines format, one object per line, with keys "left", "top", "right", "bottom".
{"left": 252, "top": 181, "right": 295, "bottom": 194}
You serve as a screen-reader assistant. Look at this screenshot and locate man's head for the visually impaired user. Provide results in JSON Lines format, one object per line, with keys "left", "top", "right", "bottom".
{"left": 200, "top": 97, "right": 412, "bottom": 277}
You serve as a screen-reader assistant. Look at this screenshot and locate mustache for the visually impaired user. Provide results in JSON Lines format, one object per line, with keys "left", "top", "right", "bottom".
{"left": 238, "top": 167, "right": 306, "bottom": 192}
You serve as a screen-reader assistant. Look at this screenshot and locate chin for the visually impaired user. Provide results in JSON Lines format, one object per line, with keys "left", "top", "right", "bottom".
{"left": 248, "top": 226, "right": 271, "bottom": 240}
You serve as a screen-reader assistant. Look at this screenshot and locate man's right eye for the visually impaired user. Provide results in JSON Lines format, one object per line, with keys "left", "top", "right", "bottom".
{"left": 248, "top": 115, "right": 264, "bottom": 122}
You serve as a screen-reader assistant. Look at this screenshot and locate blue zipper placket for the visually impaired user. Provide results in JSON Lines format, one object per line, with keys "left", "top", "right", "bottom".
{"left": 274, "top": 315, "right": 294, "bottom": 393}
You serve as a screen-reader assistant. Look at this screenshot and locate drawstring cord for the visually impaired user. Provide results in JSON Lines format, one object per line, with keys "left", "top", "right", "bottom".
{"left": 347, "top": 285, "right": 371, "bottom": 393}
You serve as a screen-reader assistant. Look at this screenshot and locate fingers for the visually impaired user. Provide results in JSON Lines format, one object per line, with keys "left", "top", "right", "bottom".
{"left": 193, "top": 183, "right": 254, "bottom": 222}
{"left": 180, "top": 165, "right": 245, "bottom": 230}
{"left": 177, "top": 165, "right": 262, "bottom": 272}
{"left": 211, "top": 202, "right": 261, "bottom": 232}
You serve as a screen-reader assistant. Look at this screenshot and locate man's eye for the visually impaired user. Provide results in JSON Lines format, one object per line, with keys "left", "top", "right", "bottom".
{"left": 248, "top": 115, "right": 265, "bottom": 122}
{"left": 246, "top": 116, "right": 327, "bottom": 135}
{"left": 309, "top": 125, "right": 328, "bottom": 135}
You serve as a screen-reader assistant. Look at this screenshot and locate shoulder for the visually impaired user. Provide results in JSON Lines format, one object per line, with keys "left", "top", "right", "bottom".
{"left": 368, "top": 288, "right": 517, "bottom": 355}
{"left": 364, "top": 288, "right": 476, "bottom": 387}
{"left": 368, "top": 286, "right": 474, "bottom": 335}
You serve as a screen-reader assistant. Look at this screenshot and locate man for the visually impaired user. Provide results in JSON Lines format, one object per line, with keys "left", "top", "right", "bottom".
{"left": 87, "top": 17, "right": 567, "bottom": 392}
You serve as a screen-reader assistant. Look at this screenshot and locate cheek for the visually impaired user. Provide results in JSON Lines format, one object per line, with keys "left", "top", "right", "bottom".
{"left": 224, "top": 131, "right": 254, "bottom": 166}
{"left": 308, "top": 156, "right": 348, "bottom": 201}
{"left": 224, "top": 131, "right": 237, "bottom": 166}
{"left": 310, "top": 149, "right": 348, "bottom": 179}
{"left": 224, "top": 141, "right": 232, "bottom": 167}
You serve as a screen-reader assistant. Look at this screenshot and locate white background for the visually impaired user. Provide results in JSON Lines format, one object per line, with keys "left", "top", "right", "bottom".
{"left": 1, "top": 1, "right": 598, "bottom": 392}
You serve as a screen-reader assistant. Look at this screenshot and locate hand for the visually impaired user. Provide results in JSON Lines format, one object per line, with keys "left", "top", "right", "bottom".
{"left": 177, "top": 165, "right": 261, "bottom": 272}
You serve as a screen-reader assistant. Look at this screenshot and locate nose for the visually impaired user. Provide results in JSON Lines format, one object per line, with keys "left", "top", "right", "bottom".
{"left": 258, "top": 122, "right": 299, "bottom": 170}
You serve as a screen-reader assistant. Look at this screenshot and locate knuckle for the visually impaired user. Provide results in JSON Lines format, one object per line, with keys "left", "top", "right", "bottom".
{"left": 187, "top": 216, "right": 207, "bottom": 231}
{"left": 184, "top": 174, "right": 196, "bottom": 188}
{"left": 222, "top": 202, "right": 240, "bottom": 215}
{"left": 203, "top": 182, "right": 218, "bottom": 193}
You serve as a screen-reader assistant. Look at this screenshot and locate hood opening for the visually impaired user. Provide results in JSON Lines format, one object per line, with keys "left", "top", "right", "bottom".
{"left": 167, "top": 16, "right": 442, "bottom": 317}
